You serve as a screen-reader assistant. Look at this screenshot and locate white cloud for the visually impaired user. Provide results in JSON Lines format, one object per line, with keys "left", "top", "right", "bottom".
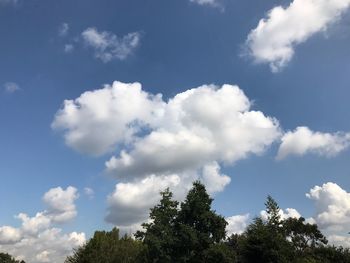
{"left": 104, "top": 83, "right": 281, "bottom": 180}
{"left": 52, "top": 81, "right": 164, "bottom": 156}
{"left": 42, "top": 186, "right": 79, "bottom": 223}
{"left": 106, "top": 163, "right": 230, "bottom": 228}
{"left": 190, "top": 0, "right": 220, "bottom": 7}
{"left": 0, "top": 186, "right": 85, "bottom": 262}
{"left": 0, "top": 226, "right": 21, "bottom": 244}
{"left": 305, "top": 182, "right": 350, "bottom": 247}
{"left": 307, "top": 182, "right": 350, "bottom": 231}
{"left": 260, "top": 207, "right": 301, "bottom": 222}
{"left": 81, "top": 27, "right": 141, "bottom": 62}
{"left": 53, "top": 81, "right": 281, "bottom": 229}
{"left": 58, "top": 23, "right": 69, "bottom": 37}
{"left": 246, "top": 0, "right": 350, "bottom": 72}
{"left": 3, "top": 82, "right": 20, "bottom": 93}
{"left": 226, "top": 214, "right": 250, "bottom": 235}
{"left": 277, "top": 126, "right": 350, "bottom": 159}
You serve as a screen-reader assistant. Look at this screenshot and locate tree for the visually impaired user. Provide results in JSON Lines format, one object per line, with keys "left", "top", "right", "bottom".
{"left": 135, "top": 188, "right": 179, "bottom": 262}
{"left": 0, "top": 252, "right": 25, "bottom": 263}
{"left": 174, "top": 181, "right": 228, "bottom": 262}
{"left": 65, "top": 228, "right": 144, "bottom": 263}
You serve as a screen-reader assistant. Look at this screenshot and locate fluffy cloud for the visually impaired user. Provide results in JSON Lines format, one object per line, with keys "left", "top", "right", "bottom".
{"left": 246, "top": 0, "right": 350, "bottom": 72}
{"left": 277, "top": 126, "right": 350, "bottom": 159}
{"left": 0, "top": 186, "right": 84, "bottom": 262}
{"left": 305, "top": 182, "right": 350, "bottom": 247}
{"left": 106, "top": 162, "right": 230, "bottom": 228}
{"left": 52, "top": 82, "right": 163, "bottom": 156}
{"left": 53, "top": 81, "right": 281, "bottom": 229}
{"left": 81, "top": 28, "right": 141, "bottom": 62}
{"left": 3, "top": 82, "right": 20, "bottom": 93}
{"left": 307, "top": 182, "right": 350, "bottom": 231}
{"left": 226, "top": 214, "right": 250, "bottom": 235}
{"left": 104, "top": 83, "right": 281, "bottom": 180}
{"left": 43, "top": 186, "right": 79, "bottom": 223}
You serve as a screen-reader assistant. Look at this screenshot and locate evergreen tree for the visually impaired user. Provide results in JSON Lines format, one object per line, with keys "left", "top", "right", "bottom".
{"left": 135, "top": 188, "right": 179, "bottom": 262}
{"left": 174, "top": 181, "right": 228, "bottom": 262}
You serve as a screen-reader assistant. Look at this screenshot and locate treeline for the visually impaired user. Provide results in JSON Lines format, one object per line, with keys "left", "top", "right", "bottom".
{"left": 0, "top": 253, "right": 25, "bottom": 263}
{"left": 65, "top": 181, "right": 350, "bottom": 263}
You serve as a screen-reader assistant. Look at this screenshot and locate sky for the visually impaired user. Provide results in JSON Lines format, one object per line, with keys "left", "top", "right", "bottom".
{"left": 1, "top": 0, "right": 350, "bottom": 262}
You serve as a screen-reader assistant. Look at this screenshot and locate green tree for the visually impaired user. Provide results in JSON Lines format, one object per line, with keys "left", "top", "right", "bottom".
{"left": 174, "top": 181, "right": 228, "bottom": 262}
{"left": 135, "top": 188, "right": 179, "bottom": 262}
{"left": 0, "top": 252, "right": 25, "bottom": 263}
{"left": 65, "top": 228, "right": 144, "bottom": 263}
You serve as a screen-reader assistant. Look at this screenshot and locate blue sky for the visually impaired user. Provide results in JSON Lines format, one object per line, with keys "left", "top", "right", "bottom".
{"left": 1, "top": 0, "right": 350, "bottom": 262}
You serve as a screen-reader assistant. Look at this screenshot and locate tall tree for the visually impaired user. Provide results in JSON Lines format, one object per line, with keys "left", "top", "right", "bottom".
{"left": 174, "top": 181, "right": 228, "bottom": 262}
{"left": 135, "top": 188, "right": 179, "bottom": 263}
{"left": 0, "top": 252, "right": 25, "bottom": 263}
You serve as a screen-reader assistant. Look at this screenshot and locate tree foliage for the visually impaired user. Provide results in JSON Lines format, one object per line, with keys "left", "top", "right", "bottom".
{"left": 64, "top": 184, "right": 350, "bottom": 263}
{"left": 0, "top": 253, "right": 25, "bottom": 263}
{"left": 65, "top": 228, "right": 144, "bottom": 263}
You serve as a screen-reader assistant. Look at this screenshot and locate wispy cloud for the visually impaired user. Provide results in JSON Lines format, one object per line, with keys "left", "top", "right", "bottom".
{"left": 3, "top": 82, "right": 20, "bottom": 93}
{"left": 81, "top": 28, "right": 141, "bottom": 62}
{"left": 58, "top": 23, "right": 69, "bottom": 37}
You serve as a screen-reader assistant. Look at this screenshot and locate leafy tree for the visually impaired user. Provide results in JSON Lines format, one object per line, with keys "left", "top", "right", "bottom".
{"left": 135, "top": 188, "right": 179, "bottom": 262}
{"left": 65, "top": 228, "right": 144, "bottom": 263}
{"left": 174, "top": 181, "right": 228, "bottom": 262}
{"left": 0, "top": 252, "right": 25, "bottom": 263}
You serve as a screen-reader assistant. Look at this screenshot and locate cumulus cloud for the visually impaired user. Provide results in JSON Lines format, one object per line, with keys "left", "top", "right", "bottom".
{"left": 104, "top": 83, "right": 281, "bottom": 180}
{"left": 246, "top": 0, "right": 350, "bottom": 72}
{"left": 53, "top": 81, "right": 281, "bottom": 229}
{"left": 52, "top": 81, "right": 164, "bottom": 156}
{"left": 43, "top": 186, "right": 79, "bottom": 223}
{"left": 0, "top": 186, "right": 84, "bottom": 262}
{"left": 81, "top": 28, "right": 141, "bottom": 62}
{"left": 226, "top": 214, "right": 250, "bottom": 235}
{"left": 277, "top": 126, "right": 350, "bottom": 159}
{"left": 106, "top": 163, "right": 230, "bottom": 228}
{"left": 307, "top": 182, "right": 350, "bottom": 232}
{"left": 3, "top": 82, "right": 20, "bottom": 93}
{"left": 64, "top": 44, "right": 74, "bottom": 53}
{"left": 305, "top": 182, "right": 350, "bottom": 247}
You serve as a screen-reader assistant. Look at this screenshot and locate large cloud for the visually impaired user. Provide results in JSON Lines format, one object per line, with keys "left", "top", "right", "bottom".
{"left": 106, "top": 162, "right": 230, "bottom": 228}
{"left": 226, "top": 214, "right": 250, "bottom": 235}
{"left": 0, "top": 186, "right": 85, "bottom": 263}
{"left": 277, "top": 126, "right": 350, "bottom": 159}
{"left": 53, "top": 81, "right": 282, "bottom": 229}
{"left": 81, "top": 28, "right": 141, "bottom": 62}
{"left": 246, "top": 0, "right": 350, "bottom": 72}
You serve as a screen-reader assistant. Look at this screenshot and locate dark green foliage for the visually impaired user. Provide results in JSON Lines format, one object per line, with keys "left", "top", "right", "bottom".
{"left": 64, "top": 188, "right": 350, "bottom": 263}
{"left": 0, "top": 253, "right": 24, "bottom": 263}
{"left": 174, "top": 181, "right": 228, "bottom": 262}
{"left": 135, "top": 188, "right": 179, "bottom": 262}
{"left": 65, "top": 227, "right": 144, "bottom": 263}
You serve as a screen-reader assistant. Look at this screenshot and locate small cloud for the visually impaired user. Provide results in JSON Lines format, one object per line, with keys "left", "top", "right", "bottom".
{"left": 84, "top": 187, "right": 94, "bottom": 199}
{"left": 64, "top": 44, "right": 74, "bottom": 53}
{"left": 4, "top": 82, "right": 20, "bottom": 93}
{"left": 0, "top": 0, "right": 18, "bottom": 5}
{"left": 58, "top": 23, "right": 69, "bottom": 37}
{"left": 81, "top": 27, "right": 141, "bottom": 62}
